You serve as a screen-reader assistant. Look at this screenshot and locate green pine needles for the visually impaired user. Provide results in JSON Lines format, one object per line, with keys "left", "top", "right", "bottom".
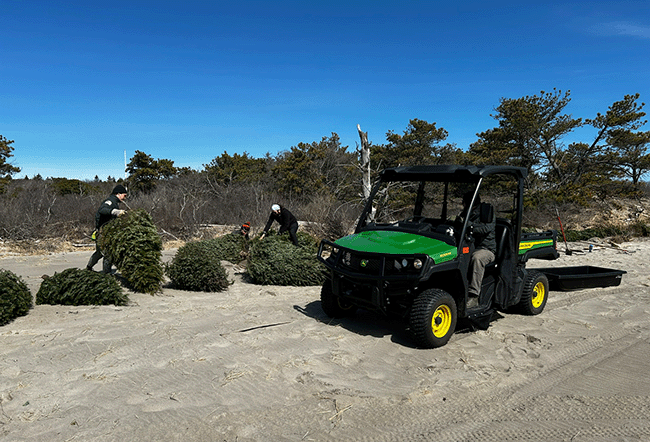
{"left": 99, "top": 209, "right": 164, "bottom": 294}
{"left": 166, "top": 230, "right": 324, "bottom": 290}
{"left": 0, "top": 269, "right": 33, "bottom": 326}
{"left": 247, "top": 231, "right": 326, "bottom": 286}
{"left": 203, "top": 233, "right": 249, "bottom": 264}
{"left": 36, "top": 268, "right": 128, "bottom": 306}
{"left": 165, "top": 240, "right": 230, "bottom": 292}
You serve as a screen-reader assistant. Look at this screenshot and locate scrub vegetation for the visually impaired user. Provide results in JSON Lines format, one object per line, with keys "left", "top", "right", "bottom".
{"left": 1, "top": 91, "right": 649, "bottom": 248}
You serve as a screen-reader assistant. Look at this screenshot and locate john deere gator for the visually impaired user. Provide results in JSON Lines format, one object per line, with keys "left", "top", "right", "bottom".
{"left": 317, "top": 165, "right": 559, "bottom": 348}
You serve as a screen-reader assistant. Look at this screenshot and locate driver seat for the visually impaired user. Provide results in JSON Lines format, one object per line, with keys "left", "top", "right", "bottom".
{"left": 486, "top": 218, "right": 511, "bottom": 274}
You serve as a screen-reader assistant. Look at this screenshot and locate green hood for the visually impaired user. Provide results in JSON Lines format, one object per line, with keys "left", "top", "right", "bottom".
{"left": 335, "top": 230, "right": 457, "bottom": 264}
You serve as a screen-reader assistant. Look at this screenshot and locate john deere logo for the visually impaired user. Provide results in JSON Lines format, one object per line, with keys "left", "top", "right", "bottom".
{"left": 360, "top": 259, "right": 368, "bottom": 267}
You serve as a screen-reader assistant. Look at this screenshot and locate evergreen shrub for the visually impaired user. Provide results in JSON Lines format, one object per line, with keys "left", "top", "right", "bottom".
{"left": 36, "top": 268, "right": 128, "bottom": 306}
{"left": 99, "top": 209, "right": 164, "bottom": 294}
{"left": 165, "top": 240, "right": 230, "bottom": 292}
{"left": 204, "top": 232, "right": 248, "bottom": 263}
{"left": 0, "top": 269, "right": 32, "bottom": 326}
{"left": 247, "top": 231, "right": 325, "bottom": 286}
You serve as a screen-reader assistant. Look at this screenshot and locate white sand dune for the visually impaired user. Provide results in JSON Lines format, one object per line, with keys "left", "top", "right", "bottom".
{"left": 1, "top": 240, "right": 649, "bottom": 441}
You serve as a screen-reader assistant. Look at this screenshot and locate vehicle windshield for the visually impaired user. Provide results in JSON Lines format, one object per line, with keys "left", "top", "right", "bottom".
{"left": 358, "top": 174, "right": 519, "bottom": 232}
{"left": 367, "top": 181, "right": 469, "bottom": 225}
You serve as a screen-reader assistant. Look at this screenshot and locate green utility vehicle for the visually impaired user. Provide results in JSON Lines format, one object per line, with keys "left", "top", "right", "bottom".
{"left": 317, "top": 165, "right": 559, "bottom": 348}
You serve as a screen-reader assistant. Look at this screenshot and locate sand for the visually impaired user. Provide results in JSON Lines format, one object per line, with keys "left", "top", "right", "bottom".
{"left": 1, "top": 239, "right": 649, "bottom": 441}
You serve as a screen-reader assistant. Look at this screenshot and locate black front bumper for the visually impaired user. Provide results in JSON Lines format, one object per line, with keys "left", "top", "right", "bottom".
{"left": 318, "top": 240, "right": 428, "bottom": 314}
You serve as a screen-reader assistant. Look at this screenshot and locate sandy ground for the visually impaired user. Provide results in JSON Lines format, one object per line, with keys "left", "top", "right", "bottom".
{"left": 1, "top": 239, "right": 649, "bottom": 442}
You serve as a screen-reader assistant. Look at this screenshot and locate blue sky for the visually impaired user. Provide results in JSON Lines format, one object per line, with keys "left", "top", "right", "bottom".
{"left": 2, "top": 0, "right": 649, "bottom": 180}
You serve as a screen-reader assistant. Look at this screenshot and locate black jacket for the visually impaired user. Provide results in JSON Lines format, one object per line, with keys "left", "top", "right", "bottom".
{"left": 263, "top": 206, "right": 297, "bottom": 234}
{"left": 456, "top": 204, "right": 496, "bottom": 254}
{"left": 95, "top": 194, "right": 122, "bottom": 230}
{"left": 466, "top": 205, "right": 496, "bottom": 254}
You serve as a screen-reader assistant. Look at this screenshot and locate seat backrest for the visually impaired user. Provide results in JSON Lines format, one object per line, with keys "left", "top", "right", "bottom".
{"left": 494, "top": 218, "right": 511, "bottom": 264}
{"left": 479, "top": 202, "right": 494, "bottom": 223}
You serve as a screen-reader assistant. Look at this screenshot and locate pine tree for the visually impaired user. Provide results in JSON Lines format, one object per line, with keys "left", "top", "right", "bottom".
{"left": 165, "top": 240, "right": 230, "bottom": 292}
{"left": 99, "top": 209, "right": 164, "bottom": 294}
{"left": 0, "top": 269, "right": 32, "bottom": 326}
{"left": 36, "top": 268, "right": 127, "bottom": 306}
{"left": 247, "top": 231, "right": 325, "bottom": 286}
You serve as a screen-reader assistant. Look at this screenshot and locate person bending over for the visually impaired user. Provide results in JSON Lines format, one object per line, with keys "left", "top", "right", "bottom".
{"left": 260, "top": 204, "right": 299, "bottom": 246}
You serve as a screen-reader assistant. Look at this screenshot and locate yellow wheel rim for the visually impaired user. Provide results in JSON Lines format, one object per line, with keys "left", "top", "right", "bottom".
{"left": 531, "top": 281, "right": 546, "bottom": 308}
{"left": 431, "top": 304, "right": 452, "bottom": 338}
{"left": 338, "top": 298, "right": 353, "bottom": 311}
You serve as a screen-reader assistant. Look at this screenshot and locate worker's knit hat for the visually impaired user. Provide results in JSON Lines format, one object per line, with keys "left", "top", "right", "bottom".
{"left": 112, "top": 184, "right": 128, "bottom": 195}
{"left": 271, "top": 204, "right": 280, "bottom": 211}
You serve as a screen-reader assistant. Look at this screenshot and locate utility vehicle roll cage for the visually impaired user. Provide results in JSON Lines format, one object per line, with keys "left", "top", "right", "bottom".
{"left": 356, "top": 165, "right": 527, "bottom": 248}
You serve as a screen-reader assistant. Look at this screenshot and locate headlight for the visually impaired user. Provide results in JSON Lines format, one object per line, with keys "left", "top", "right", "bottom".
{"left": 401, "top": 258, "right": 408, "bottom": 268}
{"left": 413, "top": 259, "right": 423, "bottom": 270}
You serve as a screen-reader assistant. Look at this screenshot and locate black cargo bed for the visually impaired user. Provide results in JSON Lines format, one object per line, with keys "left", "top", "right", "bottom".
{"left": 535, "top": 266, "right": 626, "bottom": 291}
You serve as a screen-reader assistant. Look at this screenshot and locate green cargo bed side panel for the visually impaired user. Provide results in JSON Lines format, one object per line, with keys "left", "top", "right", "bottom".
{"left": 518, "top": 238, "right": 555, "bottom": 255}
{"left": 335, "top": 231, "right": 457, "bottom": 263}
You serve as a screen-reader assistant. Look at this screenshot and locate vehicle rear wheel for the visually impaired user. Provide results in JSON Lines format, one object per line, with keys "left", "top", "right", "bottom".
{"left": 410, "top": 289, "right": 457, "bottom": 348}
{"left": 320, "top": 282, "right": 356, "bottom": 318}
{"left": 519, "top": 270, "right": 549, "bottom": 315}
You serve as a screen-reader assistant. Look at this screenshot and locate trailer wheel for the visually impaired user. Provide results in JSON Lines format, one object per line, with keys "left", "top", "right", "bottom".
{"left": 320, "top": 282, "right": 356, "bottom": 318}
{"left": 519, "top": 270, "right": 549, "bottom": 315}
{"left": 410, "top": 289, "right": 457, "bottom": 348}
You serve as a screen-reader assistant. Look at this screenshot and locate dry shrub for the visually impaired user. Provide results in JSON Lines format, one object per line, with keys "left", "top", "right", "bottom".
{"left": 299, "top": 195, "right": 359, "bottom": 241}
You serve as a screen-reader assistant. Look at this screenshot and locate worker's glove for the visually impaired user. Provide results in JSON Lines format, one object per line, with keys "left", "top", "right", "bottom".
{"left": 259, "top": 233, "right": 266, "bottom": 240}
{"left": 111, "top": 209, "right": 127, "bottom": 217}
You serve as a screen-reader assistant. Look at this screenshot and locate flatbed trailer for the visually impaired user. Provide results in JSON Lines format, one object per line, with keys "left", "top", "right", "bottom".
{"left": 535, "top": 266, "right": 626, "bottom": 291}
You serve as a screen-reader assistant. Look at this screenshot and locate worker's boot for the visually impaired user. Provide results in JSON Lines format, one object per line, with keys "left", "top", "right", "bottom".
{"left": 467, "top": 294, "right": 479, "bottom": 308}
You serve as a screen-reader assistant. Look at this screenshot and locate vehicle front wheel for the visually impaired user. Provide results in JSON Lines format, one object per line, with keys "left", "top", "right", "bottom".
{"left": 320, "top": 282, "right": 356, "bottom": 318}
{"left": 519, "top": 270, "right": 549, "bottom": 315}
{"left": 410, "top": 289, "right": 457, "bottom": 348}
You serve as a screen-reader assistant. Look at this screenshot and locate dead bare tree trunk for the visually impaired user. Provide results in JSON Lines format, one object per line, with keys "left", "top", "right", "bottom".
{"left": 357, "top": 124, "right": 371, "bottom": 200}
{"left": 357, "top": 124, "right": 375, "bottom": 225}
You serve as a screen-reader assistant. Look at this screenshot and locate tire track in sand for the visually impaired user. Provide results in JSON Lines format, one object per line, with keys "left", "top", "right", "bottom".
{"left": 327, "top": 324, "right": 650, "bottom": 441}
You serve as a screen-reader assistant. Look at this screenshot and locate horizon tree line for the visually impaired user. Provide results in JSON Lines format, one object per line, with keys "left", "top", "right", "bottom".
{"left": 1, "top": 90, "right": 649, "bottom": 241}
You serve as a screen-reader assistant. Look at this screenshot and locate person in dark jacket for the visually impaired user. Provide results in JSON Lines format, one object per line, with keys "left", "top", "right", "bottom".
{"left": 456, "top": 192, "right": 496, "bottom": 307}
{"left": 86, "top": 184, "right": 128, "bottom": 273}
{"left": 260, "top": 204, "right": 299, "bottom": 246}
